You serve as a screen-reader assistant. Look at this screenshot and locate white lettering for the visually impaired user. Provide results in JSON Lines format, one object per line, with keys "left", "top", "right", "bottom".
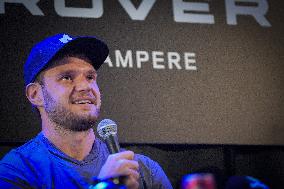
{"left": 1, "top": 0, "right": 271, "bottom": 27}
{"left": 107, "top": 50, "right": 197, "bottom": 71}
{"left": 0, "top": 0, "right": 44, "bottom": 15}
{"left": 136, "top": 51, "right": 149, "bottom": 68}
{"left": 104, "top": 56, "right": 113, "bottom": 67}
{"left": 184, "top": 53, "right": 197, "bottom": 70}
{"left": 173, "top": 0, "right": 214, "bottom": 24}
{"left": 118, "top": 0, "right": 156, "bottom": 20}
{"left": 54, "top": 0, "right": 103, "bottom": 18}
{"left": 152, "top": 51, "right": 165, "bottom": 69}
{"left": 168, "top": 52, "right": 182, "bottom": 70}
{"left": 226, "top": 0, "right": 271, "bottom": 27}
{"left": 115, "top": 50, "right": 133, "bottom": 68}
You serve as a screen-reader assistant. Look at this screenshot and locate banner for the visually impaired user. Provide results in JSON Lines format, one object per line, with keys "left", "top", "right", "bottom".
{"left": 0, "top": 0, "right": 283, "bottom": 145}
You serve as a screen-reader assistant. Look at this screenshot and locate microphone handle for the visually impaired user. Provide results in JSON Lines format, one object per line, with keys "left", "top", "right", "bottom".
{"left": 105, "top": 134, "right": 120, "bottom": 154}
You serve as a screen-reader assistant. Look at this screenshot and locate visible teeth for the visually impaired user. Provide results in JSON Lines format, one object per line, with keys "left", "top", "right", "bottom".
{"left": 74, "top": 100, "right": 92, "bottom": 104}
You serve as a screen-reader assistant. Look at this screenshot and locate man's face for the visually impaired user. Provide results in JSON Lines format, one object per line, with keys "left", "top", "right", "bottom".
{"left": 40, "top": 56, "right": 101, "bottom": 131}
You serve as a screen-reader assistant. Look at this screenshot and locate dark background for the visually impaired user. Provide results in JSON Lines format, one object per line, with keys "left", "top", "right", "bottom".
{"left": 0, "top": 0, "right": 283, "bottom": 188}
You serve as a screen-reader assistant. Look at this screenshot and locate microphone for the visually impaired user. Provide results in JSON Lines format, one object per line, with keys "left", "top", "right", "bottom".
{"left": 97, "top": 119, "right": 120, "bottom": 154}
{"left": 96, "top": 119, "right": 128, "bottom": 187}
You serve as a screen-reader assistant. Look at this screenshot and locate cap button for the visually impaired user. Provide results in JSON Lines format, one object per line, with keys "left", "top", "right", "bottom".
{"left": 59, "top": 34, "right": 73, "bottom": 43}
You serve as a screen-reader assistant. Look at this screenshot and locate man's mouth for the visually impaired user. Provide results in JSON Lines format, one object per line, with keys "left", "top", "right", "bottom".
{"left": 72, "top": 97, "right": 97, "bottom": 105}
{"left": 73, "top": 100, "right": 93, "bottom": 104}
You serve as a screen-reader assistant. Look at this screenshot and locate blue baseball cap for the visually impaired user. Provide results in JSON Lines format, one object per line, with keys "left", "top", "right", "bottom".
{"left": 24, "top": 33, "right": 109, "bottom": 85}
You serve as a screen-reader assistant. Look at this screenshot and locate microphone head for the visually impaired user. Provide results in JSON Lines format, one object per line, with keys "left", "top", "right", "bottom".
{"left": 97, "top": 119, "right": 118, "bottom": 140}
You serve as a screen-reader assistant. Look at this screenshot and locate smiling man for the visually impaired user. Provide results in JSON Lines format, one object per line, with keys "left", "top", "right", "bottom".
{"left": 0, "top": 33, "right": 172, "bottom": 189}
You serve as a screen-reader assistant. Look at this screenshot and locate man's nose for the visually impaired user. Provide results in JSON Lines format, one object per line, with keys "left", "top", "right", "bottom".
{"left": 74, "top": 76, "right": 92, "bottom": 92}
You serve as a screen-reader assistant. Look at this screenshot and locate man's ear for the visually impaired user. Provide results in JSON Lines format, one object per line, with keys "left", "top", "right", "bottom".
{"left": 26, "top": 83, "right": 44, "bottom": 107}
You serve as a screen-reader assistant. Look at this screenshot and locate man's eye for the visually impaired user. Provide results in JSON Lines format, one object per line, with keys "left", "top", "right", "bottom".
{"left": 87, "top": 75, "right": 96, "bottom": 80}
{"left": 61, "top": 75, "right": 72, "bottom": 81}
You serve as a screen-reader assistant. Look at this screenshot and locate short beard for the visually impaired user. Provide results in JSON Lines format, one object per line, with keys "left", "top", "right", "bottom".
{"left": 41, "top": 86, "right": 98, "bottom": 132}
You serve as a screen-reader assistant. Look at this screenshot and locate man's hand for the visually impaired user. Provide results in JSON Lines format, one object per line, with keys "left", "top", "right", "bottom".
{"left": 98, "top": 151, "right": 139, "bottom": 189}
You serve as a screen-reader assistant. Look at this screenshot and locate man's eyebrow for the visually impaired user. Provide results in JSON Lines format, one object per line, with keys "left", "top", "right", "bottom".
{"left": 57, "top": 69, "right": 96, "bottom": 75}
{"left": 86, "top": 70, "right": 97, "bottom": 75}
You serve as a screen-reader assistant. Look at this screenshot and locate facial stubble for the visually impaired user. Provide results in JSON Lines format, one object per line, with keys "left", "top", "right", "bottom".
{"left": 41, "top": 86, "right": 99, "bottom": 132}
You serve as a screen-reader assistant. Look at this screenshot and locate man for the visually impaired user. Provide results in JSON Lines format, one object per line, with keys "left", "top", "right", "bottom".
{"left": 0, "top": 33, "right": 173, "bottom": 189}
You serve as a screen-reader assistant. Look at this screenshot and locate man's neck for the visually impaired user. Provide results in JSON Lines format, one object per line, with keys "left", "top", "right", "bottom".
{"left": 42, "top": 119, "right": 96, "bottom": 161}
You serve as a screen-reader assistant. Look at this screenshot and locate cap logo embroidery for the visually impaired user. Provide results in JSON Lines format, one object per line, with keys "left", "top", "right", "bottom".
{"left": 59, "top": 34, "right": 73, "bottom": 43}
